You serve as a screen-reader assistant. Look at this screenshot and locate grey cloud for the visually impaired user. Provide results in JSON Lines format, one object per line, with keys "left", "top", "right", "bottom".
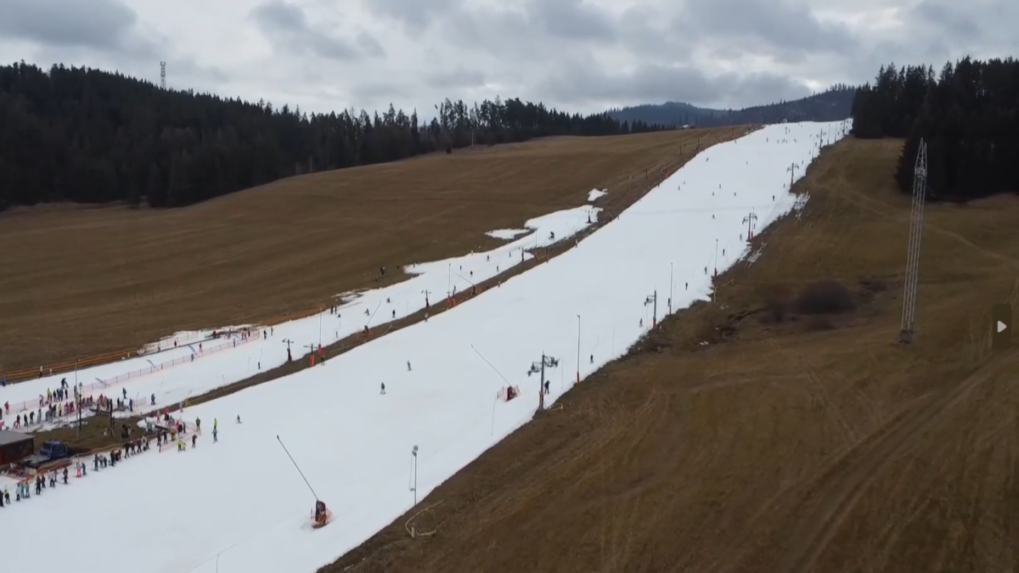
{"left": 527, "top": 0, "right": 617, "bottom": 42}
{"left": 424, "top": 68, "right": 486, "bottom": 90}
{"left": 349, "top": 82, "right": 411, "bottom": 103}
{"left": 0, "top": 0, "right": 144, "bottom": 52}
{"left": 355, "top": 32, "right": 386, "bottom": 58}
{"left": 436, "top": 2, "right": 611, "bottom": 61}
{"left": 535, "top": 62, "right": 810, "bottom": 109}
{"left": 910, "top": 0, "right": 1016, "bottom": 54}
{"left": 250, "top": 0, "right": 384, "bottom": 60}
{"left": 913, "top": 2, "right": 980, "bottom": 39}
{"left": 362, "top": 0, "right": 459, "bottom": 31}
{"left": 674, "top": 0, "right": 857, "bottom": 57}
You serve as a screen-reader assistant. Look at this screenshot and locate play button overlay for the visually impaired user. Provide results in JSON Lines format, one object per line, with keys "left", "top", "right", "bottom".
{"left": 992, "top": 304, "right": 1011, "bottom": 350}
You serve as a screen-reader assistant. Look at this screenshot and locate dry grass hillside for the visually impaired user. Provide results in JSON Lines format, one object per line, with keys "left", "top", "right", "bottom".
{"left": 0, "top": 129, "right": 736, "bottom": 371}
{"left": 327, "top": 138, "right": 1019, "bottom": 573}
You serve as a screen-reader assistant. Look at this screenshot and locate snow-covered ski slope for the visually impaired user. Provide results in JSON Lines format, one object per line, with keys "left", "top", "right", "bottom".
{"left": 2, "top": 121, "right": 848, "bottom": 573}
{"left": 0, "top": 204, "right": 599, "bottom": 426}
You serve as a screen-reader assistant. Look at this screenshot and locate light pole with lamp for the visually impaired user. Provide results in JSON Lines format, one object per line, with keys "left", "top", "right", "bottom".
{"left": 575, "top": 315, "right": 581, "bottom": 384}
{"left": 410, "top": 445, "right": 419, "bottom": 506}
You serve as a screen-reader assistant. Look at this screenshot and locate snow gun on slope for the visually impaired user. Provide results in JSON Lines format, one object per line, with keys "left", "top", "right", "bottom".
{"left": 277, "top": 435, "right": 333, "bottom": 529}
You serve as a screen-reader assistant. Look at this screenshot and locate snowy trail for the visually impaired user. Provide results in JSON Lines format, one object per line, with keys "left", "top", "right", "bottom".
{"left": 1, "top": 204, "right": 599, "bottom": 426}
{"left": 0, "top": 121, "right": 850, "bottom": 573}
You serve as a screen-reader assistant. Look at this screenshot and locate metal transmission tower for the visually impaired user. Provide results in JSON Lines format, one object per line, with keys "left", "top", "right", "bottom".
{"left": 160, "top": 61, "right": 166, "bottom": 90}
{"left": 899, "top": 139, "right": 928, "bottom": 344}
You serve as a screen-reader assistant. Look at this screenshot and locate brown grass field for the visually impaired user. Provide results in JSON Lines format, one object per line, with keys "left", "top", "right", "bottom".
{"left": 325, "top": 138, "right": 1019, "bottom": 573}
{"left": 0, "top": 129, "right": 738, "bottom": 374}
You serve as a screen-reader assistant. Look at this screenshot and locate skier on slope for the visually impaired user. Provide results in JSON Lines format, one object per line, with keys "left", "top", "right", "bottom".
{"left": 380, "top": 382, "right": 386, "bottom": 395}
{"left": 192, "top": 434, "right": 197, "bottom": 449}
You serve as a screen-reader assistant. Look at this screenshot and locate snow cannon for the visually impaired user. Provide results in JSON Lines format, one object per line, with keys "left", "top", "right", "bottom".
{"left": 313, "top": 500, "right": 332, "bottom": 529}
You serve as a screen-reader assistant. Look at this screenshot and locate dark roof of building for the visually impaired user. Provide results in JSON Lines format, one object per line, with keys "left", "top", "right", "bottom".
{"left": 0, "top": 430, "right": 34, "bottom": 447}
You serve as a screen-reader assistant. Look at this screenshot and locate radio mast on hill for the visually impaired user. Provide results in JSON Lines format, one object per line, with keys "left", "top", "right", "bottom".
{"left": 160, "top": 61, "right": 166, "bottom": 90}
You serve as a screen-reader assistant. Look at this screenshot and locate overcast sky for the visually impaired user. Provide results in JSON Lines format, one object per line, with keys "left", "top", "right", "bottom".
{"left": 0, "top": 0, "right": 1014, "bottom": 117}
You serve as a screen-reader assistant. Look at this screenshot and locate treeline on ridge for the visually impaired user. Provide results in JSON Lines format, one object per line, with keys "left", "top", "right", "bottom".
{"left": 0, "top": 62, "right": 667, "bottom": 211}
{"left": 851, "top": 56, "right": 1019, "bottom": 200}
{"left": 607, "top": 85, "right": 856, "bottom": 128}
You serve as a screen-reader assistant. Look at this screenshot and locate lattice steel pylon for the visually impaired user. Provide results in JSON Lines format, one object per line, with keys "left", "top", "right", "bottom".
{"left": 899, "top": 139, "right": 928, "bottom": 344}
{"left": 160, "top": 61, "right": 166, "bottom": 90}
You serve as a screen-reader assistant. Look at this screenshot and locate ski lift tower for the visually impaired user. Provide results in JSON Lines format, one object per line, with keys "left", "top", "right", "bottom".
{"left": 527, "top": 354, "right": 559, "bottom": 411}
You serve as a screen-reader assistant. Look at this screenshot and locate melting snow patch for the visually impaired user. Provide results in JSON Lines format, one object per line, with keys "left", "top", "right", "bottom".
{"left": 486, "top": 229, "right": 529, "bottom": 240}
{"left": 588, "top": 189, "right": 607, "bottom": 202}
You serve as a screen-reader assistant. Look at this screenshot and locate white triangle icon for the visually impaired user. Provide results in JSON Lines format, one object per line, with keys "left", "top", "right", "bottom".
{"left": 997, "top": 321, "right": 1007, "bottom": 333}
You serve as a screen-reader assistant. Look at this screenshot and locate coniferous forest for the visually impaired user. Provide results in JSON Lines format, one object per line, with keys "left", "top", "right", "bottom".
{"left": 851, "top": 56, "right": 1019, "bottom": 200}
{"left": 609, "top": 85, "right": 856, "bottom": 128}
{"left": 0, "top": 62, "right": 667, "bottom": 211}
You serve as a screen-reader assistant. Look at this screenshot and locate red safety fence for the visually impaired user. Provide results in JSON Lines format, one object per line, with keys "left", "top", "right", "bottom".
{"left": 1, "top": 347, "right": 141, "bottom": 384}
{"left": 1, "top": 329, "right": 261, "bottom": 425}
{"left": 139, "top": 330, "right": 211, "bottom": 355}
{"left": 0, "top": 304, "right": 329, "bottom": 386}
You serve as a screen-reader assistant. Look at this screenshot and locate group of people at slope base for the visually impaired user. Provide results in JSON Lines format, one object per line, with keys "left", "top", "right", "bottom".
{"left": 0, "top": 413, "right": 241, "bottom": 510}
{"left": 1, "top": 379, "right": 143, "bottom": 431}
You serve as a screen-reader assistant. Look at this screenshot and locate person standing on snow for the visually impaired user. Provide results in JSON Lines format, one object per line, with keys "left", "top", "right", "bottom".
{"left": 192, "top": 434, "right": 197, "bottom": 449}
{"left": 380, "top": 382, "right": 386, "bottom": 395}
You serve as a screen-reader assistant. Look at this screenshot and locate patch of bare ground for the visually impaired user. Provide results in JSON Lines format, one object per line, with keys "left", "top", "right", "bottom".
{"left": 324, "top": 137, "right": 1019, "bottom": 573}
{"left": 0, "top": 128, "right": 740, "bottom": 373}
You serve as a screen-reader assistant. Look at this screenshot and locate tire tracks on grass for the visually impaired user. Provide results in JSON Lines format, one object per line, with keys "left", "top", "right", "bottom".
{"left": 773, "top": 350, "right": 1018, "bottom": 573}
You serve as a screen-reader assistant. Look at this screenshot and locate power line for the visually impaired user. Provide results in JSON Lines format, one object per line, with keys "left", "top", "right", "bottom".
{"left": 900, "top": 138, "right": 927, "bottom": 344}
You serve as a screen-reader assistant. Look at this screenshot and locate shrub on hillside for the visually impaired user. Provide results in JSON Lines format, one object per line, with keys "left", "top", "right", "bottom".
{"left": 793, "top": 279, "right": 856, "bottom": 315}
{"left": 759, "top": 285, "right": 793, "bottom": 323}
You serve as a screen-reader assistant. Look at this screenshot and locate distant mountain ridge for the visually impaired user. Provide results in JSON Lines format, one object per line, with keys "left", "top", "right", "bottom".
{"left": 607, "top": 85, "right": 857, "bottom": 128}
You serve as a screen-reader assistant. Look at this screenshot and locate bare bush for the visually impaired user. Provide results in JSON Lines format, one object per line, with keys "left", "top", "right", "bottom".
{"left": 792, "top": 279, "right": 856, "bottom": 315}
{"left": 804, "top": 315, "right": 836, "bottom": 331}
{"left": 759, "top": 285, "right": 793, "bottom": 323}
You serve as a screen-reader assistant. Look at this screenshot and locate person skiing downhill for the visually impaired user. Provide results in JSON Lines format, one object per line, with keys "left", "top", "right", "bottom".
{"left": 192, "top": 434, "right": 197, "bottom": 448}
{"left": 380, "top": 382, "right": 386, "bottom": 395}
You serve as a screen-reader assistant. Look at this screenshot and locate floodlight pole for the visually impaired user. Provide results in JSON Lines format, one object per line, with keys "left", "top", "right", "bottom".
{"left": 575, "top": 315, "right": 581, "bottom": 384}
{"left": 714, "top": 238, "right": 719, "bottom": 277}
{"left": 669, "top": 263, "right": 674, "bottom": 314}
{"left": 900, "top": 139, "right": 928, "bottom": 344}
{"left": 411, "top": 445, "right": 418, "bottom": 505}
